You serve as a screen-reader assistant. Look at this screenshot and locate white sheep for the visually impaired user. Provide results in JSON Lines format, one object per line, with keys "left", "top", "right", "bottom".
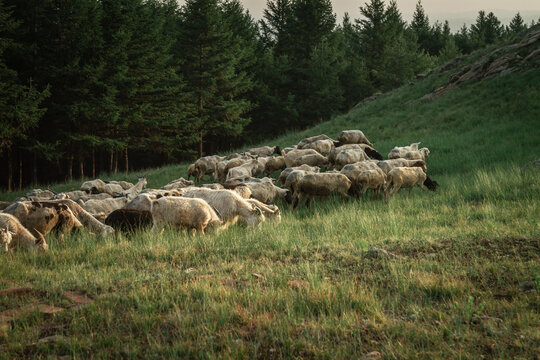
{"left": 182, "top": 188, "right": 265, "bottom": 227}
{"left": 283, "top": 148, "right": 321, "bottom": 168}
{"left": 336, "top": 130, "right": 373, "bottom": 146}
{"left": 0, "top": 213, "right": 48, "bottom": 252}
{"left": 297, "top": 134, "right": 332, "bottom": 149}
{"left": 278, "top": 165, "right": 320, "bottom": 185}
{"left": 151, "top": 197, "right": 223, "bottom": 235}
{"left": 404, "top": 148, "right": 430, "bottom": 160}
{"left": 246, "top": 146, "right": 281, "bottom": 157}
{"left": 301, "top": 139, "right": 335, "bottom": 156}
{"left": 376, "top": 159, "right": 427, "bottom": 174}
{"left": 385, "top": 167, "right": 427, "bottom": 196}
{"left": 288, "top": 153, "right": 329, "bottom": 168}
{"left": 292, "top": 173, "right": 352, "bottom": 209}
{"left": 334, "top": 149, "right": 369, "bottom": 170}
{"left": 244, "top": 179, "right": 291, "bottom": 204}
{"left": 80, "top": 197, "right": 130, "bottom": 218}
{"left": 387, "top": 142, "right": 421, "bottom": 159}
{"left": 1, "top": 227, "right": 14, "bottom": 253}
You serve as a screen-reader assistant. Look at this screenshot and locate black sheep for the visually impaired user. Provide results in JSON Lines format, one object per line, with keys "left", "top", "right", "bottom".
{"left": 105, "top": 209, "right": 153, "bottom": 233}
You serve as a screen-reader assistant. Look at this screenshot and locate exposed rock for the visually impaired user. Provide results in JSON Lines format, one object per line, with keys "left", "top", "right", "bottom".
{"left": 421, "top": 29, "right": 540, "bottom": 100}
{"left": 364, "top": 247, "right": 402, "bottom": 259}
{"left": 361, "top": 351, "right": 382, "bottom": 360}
{"left": 519, "top": 281, "right": 537, "bottom": 291}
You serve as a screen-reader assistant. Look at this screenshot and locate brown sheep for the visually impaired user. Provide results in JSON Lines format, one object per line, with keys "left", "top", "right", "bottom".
{"left": 0, "top": 213, "right": 48, "bottom": 252}
{"left": 336, "top": 130, "right": 373, "bottom": 146}
{"left": 292, "top": 173, "right": 352, "bottom": 209}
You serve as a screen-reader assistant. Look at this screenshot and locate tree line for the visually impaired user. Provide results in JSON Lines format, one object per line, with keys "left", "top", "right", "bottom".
{"left": 0, "top": 0, "right": 534, "bottom": 190}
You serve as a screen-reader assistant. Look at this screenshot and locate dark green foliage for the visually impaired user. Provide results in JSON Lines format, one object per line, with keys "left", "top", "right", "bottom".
{"left": 508, "top": 12, "right": 527, "bottom": 35}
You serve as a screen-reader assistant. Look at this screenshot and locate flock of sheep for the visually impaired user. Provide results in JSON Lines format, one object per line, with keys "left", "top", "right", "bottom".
{"left": 0, "top": 129, "right": 438, "bottom": 252}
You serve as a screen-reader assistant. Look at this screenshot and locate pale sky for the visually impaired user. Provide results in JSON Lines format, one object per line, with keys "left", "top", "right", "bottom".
{"left": 178, "top": 0, "right": 540, "bottom": 31}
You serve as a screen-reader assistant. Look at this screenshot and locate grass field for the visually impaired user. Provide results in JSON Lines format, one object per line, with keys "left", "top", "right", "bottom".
{"left": 0, "top": 48, "right": 539, "bottom": 358}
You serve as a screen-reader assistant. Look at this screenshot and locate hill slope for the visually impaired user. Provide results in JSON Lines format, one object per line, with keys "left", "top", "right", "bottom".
{"left": 0, "top": 33, "right": 539, "bottom": 358}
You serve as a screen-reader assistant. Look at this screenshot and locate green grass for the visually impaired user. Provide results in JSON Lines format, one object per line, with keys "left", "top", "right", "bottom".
{"left": 1, "top": 52, "right": 539, "bottom": 358}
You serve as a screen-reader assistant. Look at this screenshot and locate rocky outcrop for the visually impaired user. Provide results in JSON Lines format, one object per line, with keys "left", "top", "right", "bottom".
{"left": 421, "top": 28, "right": 540, "bottom": 100}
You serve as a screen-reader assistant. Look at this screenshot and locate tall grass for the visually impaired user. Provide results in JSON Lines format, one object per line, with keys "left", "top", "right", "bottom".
{"left": 0, "top": 59, "right": 539, "bottom": 358}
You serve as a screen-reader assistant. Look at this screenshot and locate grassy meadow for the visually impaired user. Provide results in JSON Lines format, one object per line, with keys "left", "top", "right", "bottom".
{"left": 0, "top": 54, "right": 539, "bottom": 358}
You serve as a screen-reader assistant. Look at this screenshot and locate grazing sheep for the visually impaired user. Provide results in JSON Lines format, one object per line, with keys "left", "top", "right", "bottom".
{"left": 193, "top": 155, "right": 224, "bottom": 182}
{"left": 280, "top": 146, "right": 297, "bottom": 155}
{"left": 292, "top": 173, "right": 352, "bottom": 209}
{"left": 336, "top": 130, "right": 373, "bottom": 147}
{"left": 388, "top": 143, "right": 421, "bottom": 159}
{"left": 76, "top": 193, "right": 113, "bottom": 202}
{"left": 334, "top": 149, "right": 369, "bottom": 170}
{"left": 301, "top": 139, "right": 335, "bottom": 156}
{"left": 121, "top": 177, "right": 147, "bottom": 200}
{"left": 288, "top": 153, "right": 329, "bottom": 168}
{"left": 385, "top": 167, "right": 427, "bottom": 196}
{"left": 283, "top": 170, "right": 314, "bottom": 191}
{"left": 199, "top": 183, "right": 225, "bottom": 190}
{"left": 0, "top": 201, "right": 12, "bottom": 211}
{"left": 356, "top": 170, "right": 386, "bottom": 199}
{"left": 404, "top": 148, "right": 430, "bottom": 160}
{"left": 246, "top": 146, "right": 281, "bottom": 157}
{"left": 223, "top": 176, "right": 257, "bottom": 185}
{"left": 264, "top": 156, "right": 286, "bottom": 176}
{"left": 57, "top": 190, "right": 91, "bottom": 202}
{"left": 162, "top": 177, "right": 194, "bottom": 190}
{"left": 80, "top": 197, "right": 130, "bottom": 218}
{"left": 125, "top": 193, "right": 155, "bottom": 212}
{"left": 105, "top": 209, "right": 153, "bottom": 233}
{"left": 151, "top": 197, "right": 223, "bottom": 235}
{"left": 297, "top": 134, "right": 332, "bottom": 149}
{"left": 34, "top": 200, "right": 114, "bottom": 237}
{"left": 340, "top": 161, "right": 385, "bottom": 196}
{"left": 26, "top": 189, "right": 55, "bottom": 199}
{"left": 226, "top": 159, "right": 259, "bottom": 180}
{"left": 245, "top": 199, "right": 281, "bottom": 223}
{"left": 187, "top": 164, "right": 199, "bottom": 181}
{"left": 377, "top": 159, "right": 427, "bottom": 174}
{"left": 1, "top": 227, "right": 14, "bottom": 253}
{"left": 220, "top": 158, "right": 249, "bottom": 181}
{"left": 107, "top": 180, "right": 134, "bottom": 190}
{"left": 103, "top": 182, "right": 124, "bottom": 196}
{"left": 182, "top": 189, "right": 265, "bottom": 227}
{"left": 244, "top": 180, "right": 291, "bottom": 204}
{"left": 3, "top": 201, "right": 60, "bottom": 237}
{"left": 283, "top": 148, "right": 321, "bottom": 168}
{"left": 232, "top": 184, "right": 252, "bottom": 199}
{"left": 81, "top": 179, "right": 107, "bottom": 194}
{"left": 278, "top": 165, "right": 320, "bottom": 184}
{"left": 252, "top": 157, "right": 273, "bottom": 178}
{"left": 0, "top": 213, "right": 48, "bottom": 252}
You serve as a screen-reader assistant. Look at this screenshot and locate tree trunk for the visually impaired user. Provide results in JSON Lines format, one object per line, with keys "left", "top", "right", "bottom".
{"left": 18, "top": 157, "right": 23, "bottom": 191}
{"left": 68, "top": 154, "right": 74, "bottom": 182}
{"left": 109, "top": 150, "right": 114, "bottom": 173}
{"left": 125, "top": 147, "right": 129, "bottom": 175}
{"left": 199, "top": 131, "right": 203, "bottom": 158}
{"left": 33, "top": 152, "right": 38, "bottom": 186}
{"left": 114, "top": 151, "right": 118, "bottom": 175}
{"left": 79, "top": 157, "right": 84, "bottom": 181}
{"left": 92, "top": 148, "right": 96, "bottom": 178}
{"left": 7, "top": 148, "right": 12, "bottom": 192}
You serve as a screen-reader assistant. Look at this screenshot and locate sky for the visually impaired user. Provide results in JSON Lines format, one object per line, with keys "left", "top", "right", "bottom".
{"left": 192, "top": 0, "right": 540, "bottom": 31}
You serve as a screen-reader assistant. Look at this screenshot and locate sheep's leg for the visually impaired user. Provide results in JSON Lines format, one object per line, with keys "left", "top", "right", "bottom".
{"left": 305, "top": 195, "right": 313, "bottom": 208}
{"left": 293, "top": 192, "right": 303, "bottom": 210}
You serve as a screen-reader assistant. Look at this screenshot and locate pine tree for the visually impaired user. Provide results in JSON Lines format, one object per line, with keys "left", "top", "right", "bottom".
{"left": 508, "top": 12, "right": 527, "bottom": 35}
{"left": 260, "top": 0, "right": 293, "bottom": 55}
{"left": 410, "top": 0, "right": 431, "bottom": 54}
{"left": 179, "top": 0, "right": 253, "bottom": 157}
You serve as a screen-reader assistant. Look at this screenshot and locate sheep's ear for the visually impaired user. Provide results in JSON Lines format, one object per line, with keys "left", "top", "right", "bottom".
{"left": 254, "top": 206, "right": 263, "bottom": 216}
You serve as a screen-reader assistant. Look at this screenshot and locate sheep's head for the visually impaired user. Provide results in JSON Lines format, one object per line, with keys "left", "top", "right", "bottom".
{"left": 273, "top": 146, "right": 281, "bottom": 155}
{"left": 410, "top": 142, "right": 421, "bottom": 150}
{"left": 421, "top": 148, "right": 430, "bottom": 157}
{"left": 1, "top": 227, "right": 14, "bottom": 252}
{"left": 33, "top": 229, "right": 48, "bottom": 252}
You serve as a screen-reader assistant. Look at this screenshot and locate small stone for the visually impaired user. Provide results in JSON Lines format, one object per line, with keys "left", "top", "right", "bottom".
{"left": 519, "top": 281, "right": 536, "bottom": 291}
{"left": 252, "top": 273, "right": 264, "bottom": 279}
{"left": 184, "top": 268, "right": 196, "bottom": 274}
{"left": 365, "top": 247, "right": 402, "bottom": 259}
{"left": 63, "top": 291, "right": 93, "bottom": 305}
{"left": 37, "top": 335, "right": 65, "bottom": 344}
{"left": 361, "top": 351, "right": 381, "bottom": 360}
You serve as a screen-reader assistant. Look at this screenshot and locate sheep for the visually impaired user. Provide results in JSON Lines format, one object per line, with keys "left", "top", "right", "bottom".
{"left": 283, "top": 148, "right": 321, "bottom": 168}
{"left": 328, "top": 144, "right": 363, "bottom": 165}
{"left": 245, "top": 199, "right": 281, "bottom": 223}
{"left": 246, "top": 146, "right": 281, "bottom": 157}
{"left": 387, "top": 142, "right": 421, "bottom": 159}
{"left": 385, "top": 167, "right": 427, "bottom": 196}
{"left": 336, "top": 130, "right": 373, "bottom": 147}
{"left": 34, "top": 200, "right": 114, "bottom": 237}
{"left": 340, "top": 161, "right": 385, "bottom": 196}
{"left": 283, "top": 170, "right": 313, "bottom": 191}
{"left": 107, "top": 180, "right": 134, "bottom": 190}
{"left": 193, "top": 155, "right": 224, "bottom": 182}
{"left": 219, "top": 158, "right": 249, "bottom": 181}
{"left": 334, "top": 149, "right": 369, "bottom": 170}
{"left": 81, "top": 179, "right": 107, "bottom": 194}
{"left": 280, "top": 146, "right": 297, "bottom": 155}
{"left": 103, "top": 183, "right": 124, "bottom": 196}
{"left": 26, "top": 189, "right": 55, "bottom": 199}
{"left": 56, "top": 190, "right": 90, "bottom": 202}
{"left": 151, "top": 197, "right": 223, "bottom": 235}
{"left": 125, "top": 193, "right": 155, "bottom": 212}
{"left": 0, "top": 201, "right": 12, "bottom": 211}
{"left": 226, "top": 159, "right": 259, "bottom": 180}
{"left": 76, "top": 193, "right": 113, "bottom": 202}
{"left": 376, "top": 159, "right": 427, "bottom": 174}
{"left": 388, "top": 142, "right": 420, "bottom": 159}
{"left": 297, "top": 134, "right": 332, "bottom": 149}
{"left": 187, "top": 164, "right": 199, "bottom": 181}
{"left": 3, "top": 201, "right": 60, "bottom": 237}
{"left": 80, "top": 197, "right": 130, "bottom": 218}
{"left": 105, "top": 209, "right": 153, "bottom": 233}
{"left": 278, "top": 165, "right": 320, "bottom": 184}
{"left": 292, "top": 173, "right": 352, "bottom": 209}
{"left": 252, "top": 157, "right": 273, "bottom": 178}
{"left": 232, "top": 184, "right": 252, "bottom": 199}
{"left": 301, "top": 139, "right": 335, "bottom": 156}
{"left": 0, "top": 213, "right": 48, "bottom": 252}
{"left": 223, "top": 176, "right": 257, "bottom": 185}
{"left": 404, "top": 148, "right": 430, "bottom": 160}
{"left": 1, "top": 227, "right": 14, "bottom": 252}
{"left": 244, "top": 180, "right": 291, "bottom": 204}
{"left": 356, "top": 170, "right": 386, "bottom": 199}
{"left": 288, "top": 153, "right": 329, "bottom": 168}
{"left": 182, "top": 188, "right": 265, "bottom": 227}
{"left": 162, "top": 177, "right": 194, "bottom": 190}
{"left": 121, "top": 177, "right": 147, "bottom": 200}
{"left": 264, "top": 156, "right": 286, "bottom": 176}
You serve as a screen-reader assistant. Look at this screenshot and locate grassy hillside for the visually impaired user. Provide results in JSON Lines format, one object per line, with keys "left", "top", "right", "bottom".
{"left": 0, "top": 46, "right": 539, "bottom": 358}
